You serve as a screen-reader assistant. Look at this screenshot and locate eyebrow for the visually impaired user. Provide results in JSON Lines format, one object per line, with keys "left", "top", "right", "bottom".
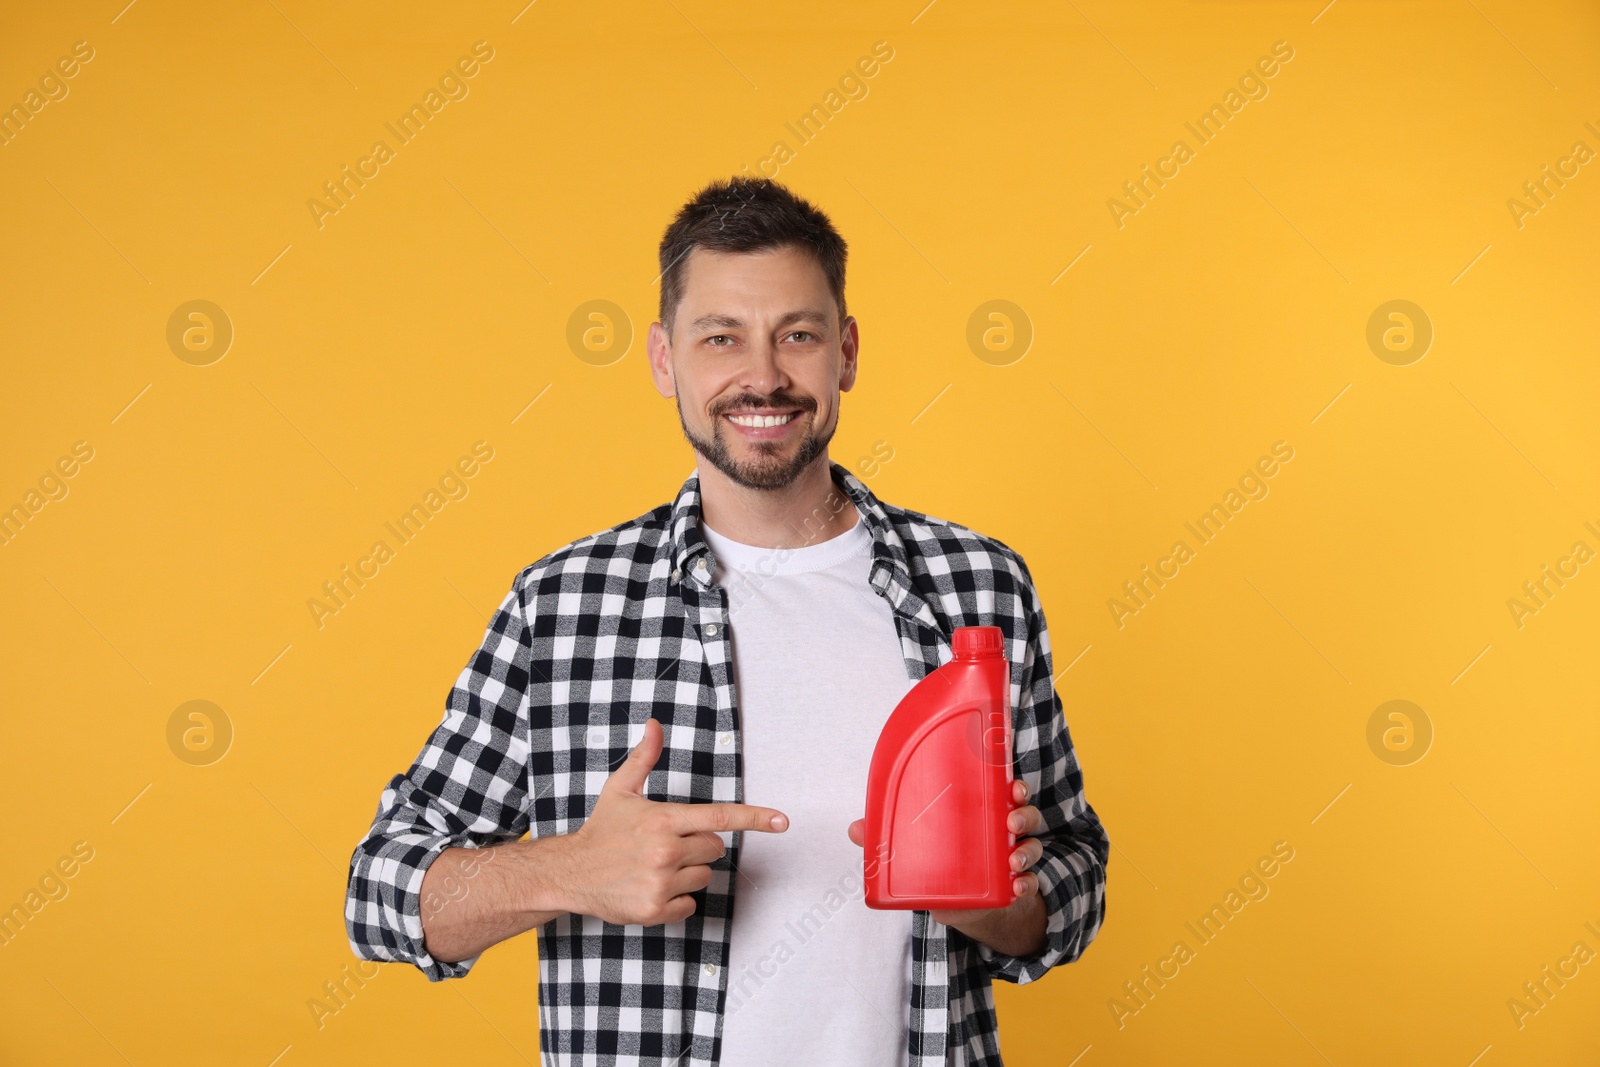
{"left": 688, "top": 309, "right": 831, "bottom": 334}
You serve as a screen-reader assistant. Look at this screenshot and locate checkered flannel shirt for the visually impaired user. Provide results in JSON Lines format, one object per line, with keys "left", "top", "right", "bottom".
{"left": 346, "top": 459, "right": 1110, "bottom": 1066}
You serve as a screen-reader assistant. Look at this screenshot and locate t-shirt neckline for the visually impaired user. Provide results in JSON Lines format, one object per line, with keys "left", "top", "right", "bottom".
{"left": 701, "top": 510, "right": 869, "bottom": 575}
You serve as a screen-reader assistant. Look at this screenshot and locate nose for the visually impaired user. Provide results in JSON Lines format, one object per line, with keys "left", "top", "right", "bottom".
{"left": 738, "top": 337, "right": 791, "bottom": 399}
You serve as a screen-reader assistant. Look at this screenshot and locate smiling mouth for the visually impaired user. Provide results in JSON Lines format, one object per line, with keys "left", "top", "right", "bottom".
{"left": 724, "top": 410, "right": 801, "bottom": 428}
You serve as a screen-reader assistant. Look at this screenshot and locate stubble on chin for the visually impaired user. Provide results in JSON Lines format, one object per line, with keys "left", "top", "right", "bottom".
{"left": 677, "top": 403, "right": 833, "bottom": 491}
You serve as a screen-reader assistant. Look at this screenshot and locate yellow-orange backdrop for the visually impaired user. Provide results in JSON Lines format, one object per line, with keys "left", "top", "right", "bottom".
{"left": 2, "top": 1, "right": 1597, "bottom": 1064}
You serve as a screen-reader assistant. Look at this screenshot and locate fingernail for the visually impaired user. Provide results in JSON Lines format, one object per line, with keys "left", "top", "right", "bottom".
{"left": 771, "top": 814, "right": 787, "bottom": 830}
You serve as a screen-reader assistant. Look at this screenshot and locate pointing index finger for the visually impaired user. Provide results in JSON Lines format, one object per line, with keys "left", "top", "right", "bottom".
{"left": 672, "top": 802, "right": 789, "bottom": 835}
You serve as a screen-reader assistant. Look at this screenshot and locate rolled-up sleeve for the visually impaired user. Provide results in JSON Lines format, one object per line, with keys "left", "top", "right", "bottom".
{"left": 344, "top": 573, "right": 536, "bottom": 982}
{"left": 976, "top": 554, "right": 1110, "bottom": 985}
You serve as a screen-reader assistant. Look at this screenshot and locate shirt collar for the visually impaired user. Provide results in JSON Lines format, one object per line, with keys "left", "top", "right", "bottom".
{"left": 667, "top": 459, "right": 915, "bottom": 599}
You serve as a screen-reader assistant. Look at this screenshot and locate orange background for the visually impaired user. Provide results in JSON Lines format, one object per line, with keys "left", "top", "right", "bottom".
{"left": 2, "top": 1, "right": 1597, "bottom": 1064}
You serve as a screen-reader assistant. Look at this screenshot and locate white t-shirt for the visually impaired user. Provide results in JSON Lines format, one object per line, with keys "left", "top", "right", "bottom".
{"left": 703, "top": 509, "right": 917, "bottom": 1067}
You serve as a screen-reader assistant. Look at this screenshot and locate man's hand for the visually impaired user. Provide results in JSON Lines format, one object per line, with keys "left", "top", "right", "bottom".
{"left": 566, "top": 716, "right": 791, "bottom": 926}
{"left": 847, "top": 778, "right": 1047, "bottom": 953}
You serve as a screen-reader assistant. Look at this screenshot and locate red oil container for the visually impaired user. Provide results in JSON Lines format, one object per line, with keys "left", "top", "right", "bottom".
{"left": 863, "top": 625, "right": 1017, "bottom": 910}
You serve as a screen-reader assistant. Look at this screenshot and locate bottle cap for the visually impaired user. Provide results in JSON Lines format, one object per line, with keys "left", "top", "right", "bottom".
{"left": 952, "top": 625, "right": 1003, "bottom": 659}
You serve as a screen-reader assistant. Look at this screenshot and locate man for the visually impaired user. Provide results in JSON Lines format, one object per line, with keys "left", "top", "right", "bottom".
{"left": 345, "top": 175, "right": 1110, "bottom": 1067}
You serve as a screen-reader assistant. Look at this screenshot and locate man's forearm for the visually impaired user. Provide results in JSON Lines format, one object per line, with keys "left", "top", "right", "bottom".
{"left": 420, "top": 833, "right": 577, "bottom": 964}
{"left": 946, "top": 889, "right": 1048, "bottom": 958}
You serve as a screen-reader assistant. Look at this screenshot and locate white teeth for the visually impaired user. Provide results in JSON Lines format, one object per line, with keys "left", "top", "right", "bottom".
{"left": 728, "top": 412, "right": 797, "bottom": 428}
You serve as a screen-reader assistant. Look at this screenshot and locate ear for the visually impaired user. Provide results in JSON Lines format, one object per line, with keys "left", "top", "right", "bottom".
{"left": 839, "top": 315, "right": 860, "bottom": 393}
{"left": 647, "top": 321, "right": 675, "bottom": 399}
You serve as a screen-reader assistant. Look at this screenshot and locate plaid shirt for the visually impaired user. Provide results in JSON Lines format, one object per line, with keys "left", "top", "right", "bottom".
{"left": 346, "top": 459, "right": 1110, "bottom": 1066}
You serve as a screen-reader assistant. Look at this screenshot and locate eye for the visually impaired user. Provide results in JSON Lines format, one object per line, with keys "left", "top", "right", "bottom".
{"left": 705, "top": 335, "right": 734, "bottom": 348}
{"left": 787, "top": 331, "right": 816, "bottom": 343}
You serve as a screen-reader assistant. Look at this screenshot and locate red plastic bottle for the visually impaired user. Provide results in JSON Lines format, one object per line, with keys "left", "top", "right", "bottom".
{"left": 863, "top": 625, "right": 1016, "bottom": 910}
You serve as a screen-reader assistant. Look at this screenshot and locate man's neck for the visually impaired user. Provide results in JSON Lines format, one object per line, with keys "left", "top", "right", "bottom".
{"left": 696, "top": 455, "right": 860, "bottom": 550}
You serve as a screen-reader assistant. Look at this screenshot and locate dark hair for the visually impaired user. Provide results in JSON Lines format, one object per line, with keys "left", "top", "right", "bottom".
{"left": 657, "top": 176, "right": 848, "bottom": 336}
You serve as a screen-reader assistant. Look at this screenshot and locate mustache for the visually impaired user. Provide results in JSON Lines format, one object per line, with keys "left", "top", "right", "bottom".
{"left": 714, "top": 394, "right": 815, "bottom": 415}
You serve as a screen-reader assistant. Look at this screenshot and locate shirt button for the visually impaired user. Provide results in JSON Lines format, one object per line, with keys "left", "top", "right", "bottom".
{"left": 704, "top": 963, "right": 718, "bottom": 975}
{"left": 672, "top": 567, "right": 682, "bottom": 581}
{"left": 718, "top": 733, "right": 731, "bottom": 746}
{"left": 706, "top": 624, "right": 718, "bottom": 636}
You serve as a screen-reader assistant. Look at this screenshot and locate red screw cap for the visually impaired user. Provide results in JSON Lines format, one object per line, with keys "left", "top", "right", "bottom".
{"left": 952, "top": 625, "right": 1003, "bottom": 659}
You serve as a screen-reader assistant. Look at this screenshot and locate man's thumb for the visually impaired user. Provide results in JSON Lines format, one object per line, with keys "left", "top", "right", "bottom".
{"left": 607, "top": 717, "right": 662, "bottom": 795}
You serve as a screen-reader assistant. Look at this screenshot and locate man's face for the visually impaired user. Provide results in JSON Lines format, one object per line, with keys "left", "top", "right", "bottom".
{"left": 648, "top": 244, "right": 858, "bottom": 491}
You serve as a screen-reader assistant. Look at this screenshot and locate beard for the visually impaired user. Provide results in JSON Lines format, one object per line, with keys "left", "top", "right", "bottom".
{"left": 677, "top": 391, "right": 836, "bottom": 491}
